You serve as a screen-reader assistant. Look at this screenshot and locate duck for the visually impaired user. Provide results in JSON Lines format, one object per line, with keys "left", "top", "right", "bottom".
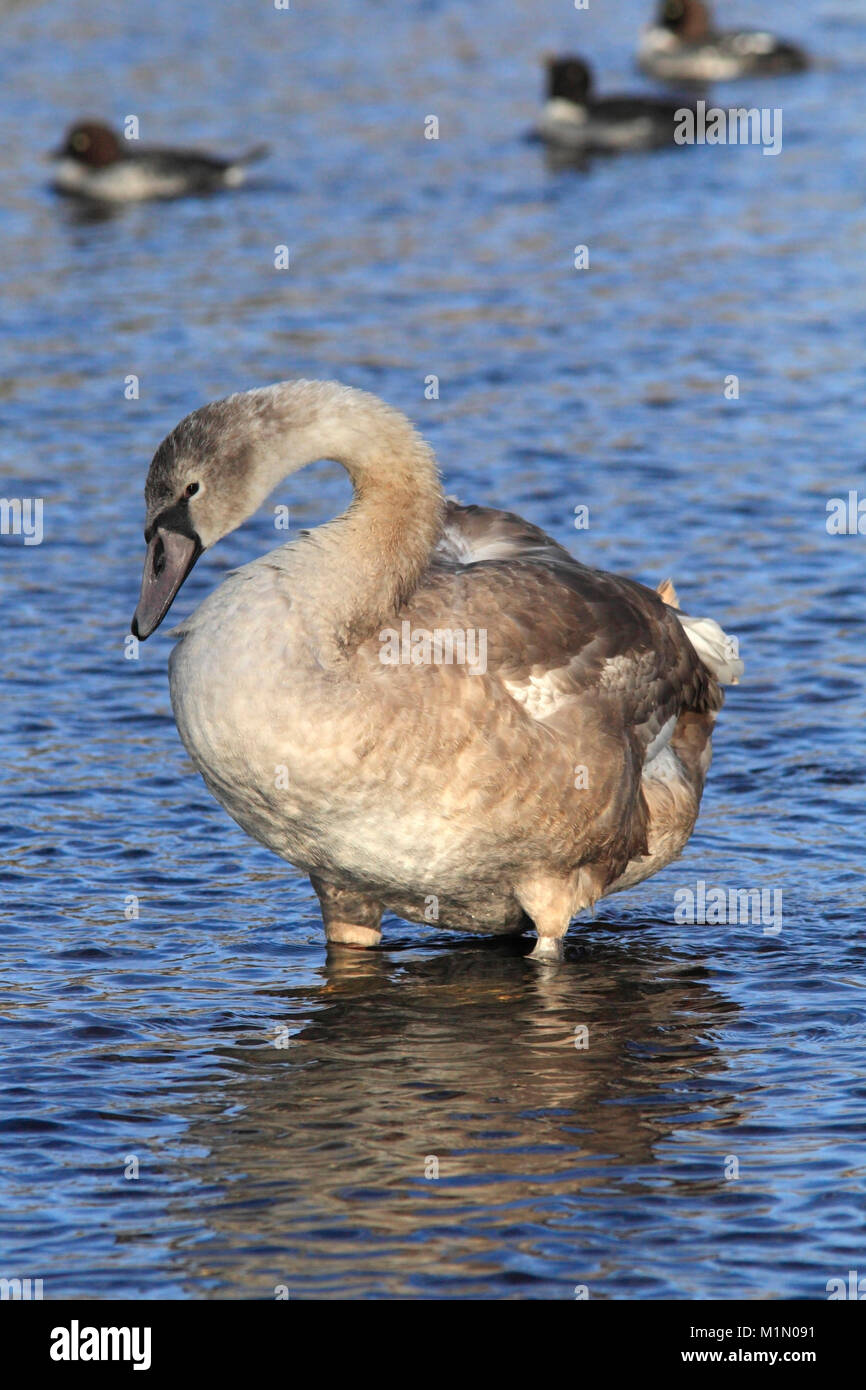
{"left": 536, "top": 55, "right": 696, "bottom": 154}
{"left": 131, "top": 380, "right": 743, "bottom": 961}
{"left": 50, "top": 121, "right": 268, "bottom": 202}
{"left": 638, "top": 0, "right": 809, "bottom": 83}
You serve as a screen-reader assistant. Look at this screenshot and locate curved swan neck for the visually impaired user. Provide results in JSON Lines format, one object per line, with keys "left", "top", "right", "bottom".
{"left": 224, "top": 380, "right": 446, "bottom": 647}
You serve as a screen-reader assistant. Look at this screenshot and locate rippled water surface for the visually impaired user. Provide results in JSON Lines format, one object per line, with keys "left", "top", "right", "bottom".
{"left": 1, "top": 0, "right": 864, "bottom": 1299}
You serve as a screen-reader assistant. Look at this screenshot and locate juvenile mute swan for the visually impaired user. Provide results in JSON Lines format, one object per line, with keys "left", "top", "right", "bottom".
{"left": 132, "top": 380, "right": 743, "bottom": 960}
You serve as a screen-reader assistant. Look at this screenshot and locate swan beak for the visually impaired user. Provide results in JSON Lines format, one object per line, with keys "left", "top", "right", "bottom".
{"left": 132, "top": 528, "right": 201, "bottom": 639}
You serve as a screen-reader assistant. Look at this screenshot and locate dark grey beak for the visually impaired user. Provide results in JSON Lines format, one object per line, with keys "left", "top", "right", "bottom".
{"left": 132, "top": 527, "right": 201, "bottom": 640}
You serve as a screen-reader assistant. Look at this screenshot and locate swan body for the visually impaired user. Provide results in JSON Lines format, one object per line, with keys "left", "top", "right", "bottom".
{"left": 132, "top": 380, "right": 743, "bottom": 959}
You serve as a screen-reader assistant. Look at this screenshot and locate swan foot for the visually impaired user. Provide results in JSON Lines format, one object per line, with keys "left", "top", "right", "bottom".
{"left": 324, "top": 922, "right": 382, "bottom": 949}
{"left": 528, "top": 934, "right": 565, "bottom": 963}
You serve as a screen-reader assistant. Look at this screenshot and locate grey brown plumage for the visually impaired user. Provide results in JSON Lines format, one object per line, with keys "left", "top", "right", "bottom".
{"left": 131, "top": 380, "right": 742, "bottom": 959}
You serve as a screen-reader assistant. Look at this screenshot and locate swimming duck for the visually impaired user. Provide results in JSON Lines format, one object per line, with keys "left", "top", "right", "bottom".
{"left": 51, "top": 121, "right": 268, "bottom": 202}
{"left": 638, "top": 0, "right": 809, "bottom": 83}
{"left": 131, "top": 380, "right": 743, "bottom": 960}
{"left": 537, "top": 56, "right": 695, "bottom": 154}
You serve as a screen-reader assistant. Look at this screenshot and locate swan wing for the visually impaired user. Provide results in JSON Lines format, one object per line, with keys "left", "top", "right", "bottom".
{"left": 422, "top": 502, "right": 737, "bottom": 760}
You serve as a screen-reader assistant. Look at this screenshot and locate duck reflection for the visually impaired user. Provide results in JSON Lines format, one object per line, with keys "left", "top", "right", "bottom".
{"left": 167, "top": 931, "right": 739, "bottom": 1296}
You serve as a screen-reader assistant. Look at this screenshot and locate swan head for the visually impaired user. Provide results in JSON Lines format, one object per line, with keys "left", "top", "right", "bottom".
{"left": 131, "top": 379, "right": 443, "bottom": 640}
{"left": 131, "top": 391, "right": 275, "bottom": 639}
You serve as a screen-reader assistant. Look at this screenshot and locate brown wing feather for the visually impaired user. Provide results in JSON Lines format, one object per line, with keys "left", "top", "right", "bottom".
{"left": 424, "top": 502, "right": 721, "bottom": 749}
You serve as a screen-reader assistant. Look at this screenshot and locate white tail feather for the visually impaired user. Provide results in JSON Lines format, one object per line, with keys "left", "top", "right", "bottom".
{"left": 677, "top": 613, "right": 744, "bottom": 685}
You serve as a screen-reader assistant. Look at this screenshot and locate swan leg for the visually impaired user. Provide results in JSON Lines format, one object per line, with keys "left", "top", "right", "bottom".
{"left": 518, "top": 866, "right": 605, "bottom": 963}
{"left": 516, "top": 877, "right": 577, "bottom": 964}
{"left": 310, "top": 875, "right": 383, "bottom": 950}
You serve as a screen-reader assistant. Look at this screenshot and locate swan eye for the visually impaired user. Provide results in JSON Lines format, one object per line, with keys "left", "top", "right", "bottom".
{"left": 185, "top": 482, "right": 200, "bottom": 498}
{"left": 152, "top": 536, "right": 166, "bottom": 577}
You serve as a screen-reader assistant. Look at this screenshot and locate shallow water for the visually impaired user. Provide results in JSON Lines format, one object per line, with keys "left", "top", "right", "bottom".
{"left": 1, "top": 0, "right": 864, "bottom": 1299}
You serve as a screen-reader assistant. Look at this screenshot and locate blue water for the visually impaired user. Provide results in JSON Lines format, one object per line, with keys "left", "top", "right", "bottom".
{"left": 1, "top": 0, "right": 864, "bottom": 1299}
